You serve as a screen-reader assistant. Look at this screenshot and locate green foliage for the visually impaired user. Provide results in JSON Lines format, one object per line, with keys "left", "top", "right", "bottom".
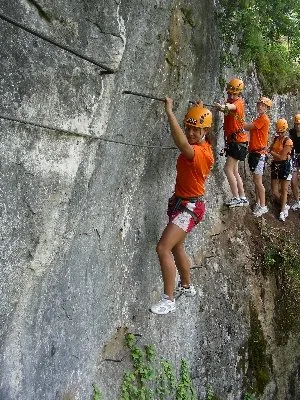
{"left": 92, "top": 384, "right": 103, "bottom": 400}
{"left": 120, "top": 333, "right": 198, "bottom": 400}
{"left": 262, "top": 226, "right": 300, "bottom": 279}
{"left": 204, "top": 384, "right": 220, "bottom": 399}
{"left": 176, "top": 360, "right": 197, "bottom": 400}
{"left": 217, "top": 0, "right": 300, "bottom": 95}
{"left": 247, "top": 303, "right": 271, "bottom": 394}
{"left": 244, "top": 392, "right": 257, "bottom": 400}
{"left": 259, "top": 223, "right": 300, "bottom": 345}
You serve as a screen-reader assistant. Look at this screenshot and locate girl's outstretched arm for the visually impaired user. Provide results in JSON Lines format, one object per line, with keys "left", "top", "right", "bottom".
{"left": 165, "top": 97, "right": 194, "bottom": 159}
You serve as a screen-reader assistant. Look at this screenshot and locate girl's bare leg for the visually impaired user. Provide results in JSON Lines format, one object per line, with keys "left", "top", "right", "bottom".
{"left": 224, "top": 156, "right": 239, "bottom": 197}
{"left": 280, "top": 180, "right": 290, "bottom": 212}
{"left": 156, "top": 223, "right": 187, "bottom": 300}
{"left": 271, "top": 179, "right": 281, "bottom": 203}
{"left": 233, "top": 159, "right": 245, "bottom": 198}
{"left": 253, "top": 174, "right": 265, "bottom": 207}
{"left": 172, "top": 241, "right": 190, "bottom": 287}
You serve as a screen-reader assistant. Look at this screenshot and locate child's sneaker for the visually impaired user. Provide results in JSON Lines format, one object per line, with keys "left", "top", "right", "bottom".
{"left": 291, "top": 201, "right": 300, "bottom": 211}
{"left": 240, "top": 197, "right": 249, "bottom": 206}
{"left": 253, "top": 206, "right": 268, "bottom": 217}
{"left": 150, "top": 294, "right": 176, "bottom": 315}
{"left": 253, "top": 203, "right": 260, "bottom": 213}
{"left": 225, "top": 197, "right": 242, "bottom": 207}
{"left": 174, "top": 282, "right": 196, "bottom": 299}
{"left": 279, "top": 211, "right": 285, "bottom": 222}
{"left": 284, "top": 204, "right": 290, "bottom": 218}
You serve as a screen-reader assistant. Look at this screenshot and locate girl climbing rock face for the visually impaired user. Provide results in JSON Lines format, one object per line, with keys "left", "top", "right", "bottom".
{"left": 150, "top": 98, "right": 214, "bottom": 315}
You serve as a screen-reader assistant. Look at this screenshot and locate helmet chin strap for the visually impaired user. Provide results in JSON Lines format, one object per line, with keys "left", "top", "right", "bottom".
{"left": 198, "top": 130, "right": 206, "bottom": 142}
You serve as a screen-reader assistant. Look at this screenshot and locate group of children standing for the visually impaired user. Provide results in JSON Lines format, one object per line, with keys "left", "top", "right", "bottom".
{"left": 215, "top": 77, "right": 300, "bottom": 222}
{"left": 150, "top": 79, "right": 299, "bottom": 314}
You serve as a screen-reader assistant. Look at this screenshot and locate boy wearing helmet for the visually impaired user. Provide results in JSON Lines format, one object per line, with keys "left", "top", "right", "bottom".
{"left": 214, "top": 78, "right": 249, "bottom": 208}
{"left": 151, "top": 97, "right": 214, "bottom": 315}
{"left": 269, "top": 119, "right": 293, "bottom": 222}
{"left": 289, "top": 114, "right": 300, "bottom": 210}
{"left": 244, "top": 97, "right": 272, "bottom": 217}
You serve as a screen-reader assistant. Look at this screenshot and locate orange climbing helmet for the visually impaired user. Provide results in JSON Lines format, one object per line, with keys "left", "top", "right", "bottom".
{"left": 275, "top": 118, "right": 288, "bottom": 133}
{"left": 226, "top": 78, "right": 244, "bottom": 94}
{"left": 257, "top": 96, "right": 272, "bottom": 108}
{"left": 294, "top": 114, "right": 300, "bottom": 124}
{"left": 184, "top": 105, "right": 212, "bottom": 128}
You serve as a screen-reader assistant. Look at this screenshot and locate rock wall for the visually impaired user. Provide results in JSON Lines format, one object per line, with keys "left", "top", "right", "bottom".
{"left": 0, "top": 1, "right": 299, "bottom": 399}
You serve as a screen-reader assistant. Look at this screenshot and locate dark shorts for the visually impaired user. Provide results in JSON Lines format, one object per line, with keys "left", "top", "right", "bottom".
{"left": 271, "top": 160, "right": 292, "bottom": 180}
{"left": 226, "top": 142, "right": 248, "bottom": 161}
{"left": 248, "top": 152, "right": 267, "bottom": 174}
{"left": 167, "top": 196, "right": 205, "bottom": 233}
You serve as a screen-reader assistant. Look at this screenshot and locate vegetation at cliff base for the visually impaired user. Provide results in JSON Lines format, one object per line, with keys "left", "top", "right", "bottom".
{"left": 119, "top": 333, "right": 197, "bottom": 400}
{"left": 261, "top": 224, "right": 300, "bottom": 346}
{"left": 218, "top": 0, "right": 300, "bottom": 95}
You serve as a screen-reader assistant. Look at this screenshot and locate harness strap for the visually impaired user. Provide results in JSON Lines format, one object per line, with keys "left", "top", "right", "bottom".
{"left": 172, "top": 196, "right": 204, "bottom": 223}
{"left": 180, "top": 205, "right": 199, "bottom": 223}
{"left": 178, "top": 196, "right": 205, "bottom": 202}
{"left": 228, "top": 128, "right": 245, "bottom": 142}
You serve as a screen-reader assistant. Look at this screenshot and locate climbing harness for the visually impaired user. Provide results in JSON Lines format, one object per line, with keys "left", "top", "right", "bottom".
{"left": 270, "top": 136, "right": 292, "bottom": 179}
{"left": 271, "top": 160, "right": 292, "bottom": 179}
{"left": 227, "top": 128, "right": 245, "bottom": 142}
{"left": 226, "top": 141, "right": 248, "bottom": 161}
{"left": 0, "top": 11, "right": 114, "bottom": 74}
{"left": 168, "top": 195, "right": 204, "bottom": 223}
{"left": 248, "top": 152, "right": 268, "bottom": 172}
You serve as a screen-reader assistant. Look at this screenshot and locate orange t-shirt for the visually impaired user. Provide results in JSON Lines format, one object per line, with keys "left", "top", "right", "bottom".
{"left": 223, "top": 97, "right": 247, "bottom": 143}
{"left": 271, "top": 135, "right": 293, "bottom": 161}
{"left": 175, "top": 141, "right": 214, "bottom": 198}
{"left": 248, "top": 113, "right": 270, "bottom": 154}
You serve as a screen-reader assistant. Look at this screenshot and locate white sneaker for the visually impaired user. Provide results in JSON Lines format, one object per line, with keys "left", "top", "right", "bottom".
{"left": 174, "top": 282, "right": 196, "bottom": 299}
{"left": 253, "top": 203, "right": 260, "bottom": 213}
{"left": 150, "top": 294, "right": 176, "bottom": 315}
{"left": 225, "top": 197, "right": 242, "bottom": 207}
{"left": 240, "top": 197, "right": 249, "bottom": 206}
{"left": 284, "top": 204, "right": 290, "bottom": 218}
{"left": 253, "top": 206, "right": 268, "bottom": 217}
{"left": 279, "top": 211, "right": 285, "bottom": 222}
{"left": 291, "top": 201, "right": 300, "bottom": 211}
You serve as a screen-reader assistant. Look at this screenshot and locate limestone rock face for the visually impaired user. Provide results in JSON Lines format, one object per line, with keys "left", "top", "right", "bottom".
{"left": 0, "top": 1, "right": 299, "bottom": 399}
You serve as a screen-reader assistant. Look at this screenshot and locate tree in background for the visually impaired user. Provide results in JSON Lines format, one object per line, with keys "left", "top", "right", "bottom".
{"left": 218, "top": 0, "right": 300, "bottom": 95}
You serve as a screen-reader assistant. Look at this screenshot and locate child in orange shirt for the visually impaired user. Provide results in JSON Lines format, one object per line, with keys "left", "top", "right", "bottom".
{"left": 150, "top": 98, "right": 214, "bottom": 315}
{"left": 244, "top": 97, "right": 272, "bottom": 216}
{"left": 214, "top": 78, "right": 249, "bottom": 208}
{"left": 269, "top": 119, "right": 293, "bottom": 221}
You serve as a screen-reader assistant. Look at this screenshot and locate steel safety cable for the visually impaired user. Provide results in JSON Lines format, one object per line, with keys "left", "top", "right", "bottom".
{"left": 0, "top": 114, "right": 177, "bottom": 149}
{"left": 0, "top": 11, "right": 114, "bottom": 74}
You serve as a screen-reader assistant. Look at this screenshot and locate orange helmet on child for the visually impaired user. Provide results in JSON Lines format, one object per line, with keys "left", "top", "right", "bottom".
{"left": 184, "top": 105, "right": 212, "bottom": 128}
{"left": 294, "top": 114, "right": 300, "bottom": 124}
{"left": 226, "top": 78, "right": 244, "bottom": 94}
{"left": 257, "top": 96, "right": 272, "bottom": 108}
{"left": 275, "top": 119, "right": 288, "bottom": 132}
